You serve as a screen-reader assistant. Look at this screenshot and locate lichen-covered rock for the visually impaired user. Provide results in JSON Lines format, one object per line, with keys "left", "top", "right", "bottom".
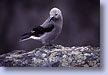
{"left": 0, "top": 45, "right": 100, "bottom": 67}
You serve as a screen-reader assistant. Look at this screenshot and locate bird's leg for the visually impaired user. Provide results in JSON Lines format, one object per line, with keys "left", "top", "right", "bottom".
{"left": 45, "top": 43, "right": 53, "bottom": 46}
{"left": 43, "top": 43, "right": 57, "bottom": 49}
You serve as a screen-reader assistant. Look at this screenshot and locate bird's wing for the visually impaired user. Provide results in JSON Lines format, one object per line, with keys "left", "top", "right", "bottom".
{"left": 31, "top": 24, "right": 54, "bottom": 37}
{"left": 19, "top": 32, "right": 31, "bottom": 42}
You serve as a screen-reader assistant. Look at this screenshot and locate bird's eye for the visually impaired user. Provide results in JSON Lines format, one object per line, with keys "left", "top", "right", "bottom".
{"left": 55, "top": 14, "right": 57, "bottom": 15}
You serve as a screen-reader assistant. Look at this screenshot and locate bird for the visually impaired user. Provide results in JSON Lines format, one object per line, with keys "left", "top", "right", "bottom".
{"left": 19, "top": 7, "right": 63, "bottom": 46}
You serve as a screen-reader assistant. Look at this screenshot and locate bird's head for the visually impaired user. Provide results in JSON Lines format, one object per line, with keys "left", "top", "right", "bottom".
{"left": 49, "top": 8, "right": 62, "bottom": 19}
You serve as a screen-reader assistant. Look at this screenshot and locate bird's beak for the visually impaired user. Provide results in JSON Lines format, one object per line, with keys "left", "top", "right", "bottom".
{"left": 49, "top": 16, "right": 54, "bottom": 22}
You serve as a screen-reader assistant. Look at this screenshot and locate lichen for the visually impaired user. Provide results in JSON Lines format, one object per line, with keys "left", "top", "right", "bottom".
{"left": 0, "top": 45, "right": 100, "bottom": 67}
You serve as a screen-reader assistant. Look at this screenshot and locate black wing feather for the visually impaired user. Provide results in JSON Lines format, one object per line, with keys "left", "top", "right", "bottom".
{"left": 31, "top": 24, "right": 54, "bottom": 37}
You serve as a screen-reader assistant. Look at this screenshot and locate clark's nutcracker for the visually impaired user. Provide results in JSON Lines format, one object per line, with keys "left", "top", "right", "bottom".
{"left": 19, "top": 8, "right": 63, "bottom": 45}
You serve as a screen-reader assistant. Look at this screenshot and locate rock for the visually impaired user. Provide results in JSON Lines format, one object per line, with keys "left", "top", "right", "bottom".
{"left": 0, "top": 45, "right": 100, "bottom": 67}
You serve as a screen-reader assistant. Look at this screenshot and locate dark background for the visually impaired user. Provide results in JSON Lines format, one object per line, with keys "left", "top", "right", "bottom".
{"left": 0, "top": 0, "right": 100, "bottom": 54}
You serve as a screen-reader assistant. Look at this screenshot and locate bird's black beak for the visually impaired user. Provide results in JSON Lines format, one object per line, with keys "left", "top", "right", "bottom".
{"left": 49, "top": 17, "right": 54, "bottom": 22}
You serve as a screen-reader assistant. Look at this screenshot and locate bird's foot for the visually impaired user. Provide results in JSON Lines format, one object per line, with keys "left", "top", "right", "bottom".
{"left": 44, "top": 43, "right": 56, "bottom": 49}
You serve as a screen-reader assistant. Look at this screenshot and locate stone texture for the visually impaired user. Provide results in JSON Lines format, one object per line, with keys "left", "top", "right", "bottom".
{"left": 0, "top": 45, "right": 100, "bottom": 67}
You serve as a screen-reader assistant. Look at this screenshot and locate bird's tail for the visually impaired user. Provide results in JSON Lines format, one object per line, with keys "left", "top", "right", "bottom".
{"left": 19, "top": 32, "right": 31, "bottom": 42}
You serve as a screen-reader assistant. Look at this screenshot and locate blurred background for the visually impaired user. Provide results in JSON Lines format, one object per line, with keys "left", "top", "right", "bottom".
{"left": 0, "top": 0, "right": 100, "bottom": 54}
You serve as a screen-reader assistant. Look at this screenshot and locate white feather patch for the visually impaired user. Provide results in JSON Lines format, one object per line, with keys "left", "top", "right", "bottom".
{"left": 30, "top": 36, "right": 41, "bottom": 40}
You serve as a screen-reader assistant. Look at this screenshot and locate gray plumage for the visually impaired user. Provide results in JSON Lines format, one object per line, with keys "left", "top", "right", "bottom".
{"left": 19, "top": 8, "right": 63, "bottom": 45}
